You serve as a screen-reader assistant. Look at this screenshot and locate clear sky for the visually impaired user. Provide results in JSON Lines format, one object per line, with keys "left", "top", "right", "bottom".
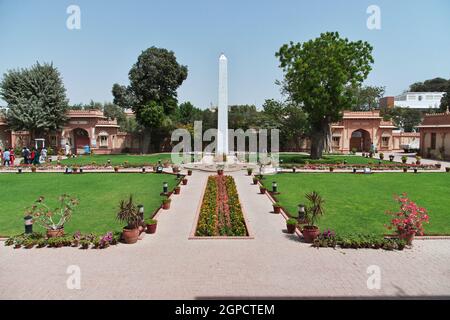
{"left": 1, "top": 0, "right": 449, "bottom": 109}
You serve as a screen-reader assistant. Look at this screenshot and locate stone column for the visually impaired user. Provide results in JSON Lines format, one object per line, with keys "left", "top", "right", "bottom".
{"left": 217, "top": 53, "right": 229, "bottom": 155}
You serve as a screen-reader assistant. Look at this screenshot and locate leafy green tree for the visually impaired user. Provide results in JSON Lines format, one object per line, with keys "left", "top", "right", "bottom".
{"left": 261, "top": 99, "right": 308, "bottom": 151}
{"left": 276, "top": 32, "right": 374, "bottom": 159}
{"left": 409, "top": 78, "right": 449, "bottom": 92}
{"left": 177, "top": 101, "right": 203, "bottom": 125}
{"left": 350, "top": 85, "right": 385, "bottom": 111}
{"left": 113, "top": 47, "right": 188, "bottom": 152}
{"left": 382, "top": 107, "right": 422, "bottom": 132}
{"left": 0, "top": 62, "right": 69, "bottom": 139}
{"left": 228, "top": 105, "right": 260, "bottom": 130}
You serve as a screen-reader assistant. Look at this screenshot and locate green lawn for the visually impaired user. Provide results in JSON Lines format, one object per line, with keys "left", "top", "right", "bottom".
{"left": 278, "top": 153, "right": 392, "bottom": 165}
{"left": 0, "top": 173, "right": 178, "bottom": 236}
{"left": 262, "top": 173, "right": 450, "bottom": 236}
{"left": 59, "top": 153, "right": 174, "bottom": 166}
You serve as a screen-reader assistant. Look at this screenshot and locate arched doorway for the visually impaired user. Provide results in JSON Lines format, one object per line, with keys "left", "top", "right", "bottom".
{"left": 73, "top": 128, "right": 90, "bottom": 154}
{"left": 350, "top": 129, "right": 371, "bottom": 152}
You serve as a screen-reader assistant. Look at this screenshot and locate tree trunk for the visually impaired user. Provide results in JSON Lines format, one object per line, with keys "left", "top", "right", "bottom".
{"left": 310, "top": 121, "right": 331, "bottom": 159}
{"left": 324, "top": 125, "right": 332, "bottom": 153}
{"left": 142, "top": 129, "right": 152, "bottom": 154}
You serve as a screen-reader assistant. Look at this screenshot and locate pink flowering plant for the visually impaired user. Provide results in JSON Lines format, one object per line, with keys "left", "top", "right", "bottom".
{"left": 385, "top": 193, "right": 429, "bottom": 236}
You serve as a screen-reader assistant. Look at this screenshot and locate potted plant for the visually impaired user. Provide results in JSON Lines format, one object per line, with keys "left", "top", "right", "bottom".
{"left": 252, "top": 176, "right": 259, "bottom": 185}
{"left": 329, "top": 166, "right": 334, "bottom": 172}
{"left": 446, "top": 167, "right": 450, "bottom": 173}
{"left": 389, "top": 155, "right": 395, "bottom": 162}
{"left": 292, "top": 167, "right": 296, "bottom": 173}
{"left": 114, "top": 166, "right": 119, "bottom": 173}
{"left": 401, "top": 156, "right": 408, "bottom": 164}
{"left": 247, "top": 168, "right": 253, "bottom": 176}
{"left": 379, "top": 153, "right": 384, "bottom": 160}
{"left": 80, "top": 239, "right": 90, "bottom": 249}
{"left": 162, "top": 198, "right": 172, "bottom": 210}
{"left": 217, "top": 165, "right": 224, "bottom": 176}
{"left": 403, "top": 167, "right": 408, "bottom": 173}
{"left": 301, "top": 191, "right": 325, "bottom": 243}
{"left": 386, "top": 193, "right": 429, "bottom": 245}
{"left": 259, "top": 186, "right": 266, "bottom": 194}
{"left": 172, "top": 165, "right": 179, "bottom": 173}
{"left": 28, "top": 194, "right": 79, "bottom": 238}
{"left": 145, "top": 219, "right": 158, "bottom": 234}
{"left": 187, "top": 169, "right": 192, "bottom": 176}
{"left": 286, "top": 218, "right": 297, "bottom": 234}
{"left": 31, "top": 165, "right": 37, "bottom": 173}
{"left": 182, "top": 178, "right": 188, "bottom": 185}
{"left": 415, "top": 155, "right": 421, "bottom": 165}
{"left": 273, "top": 202, "right": 282, "bottom": 214}
{"left": 174, "top": 186, "right": 181, "bottom": 195}
{"left": 116, "top": 195, "right": 141, "bottom": 244}
{"left": 435, "top": 162, "right": 442, "bottom": 169}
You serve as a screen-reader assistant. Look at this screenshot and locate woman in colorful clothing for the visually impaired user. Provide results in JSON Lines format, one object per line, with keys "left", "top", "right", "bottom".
{"left": 9, "top": 148, "right": 15, "bottom": 166}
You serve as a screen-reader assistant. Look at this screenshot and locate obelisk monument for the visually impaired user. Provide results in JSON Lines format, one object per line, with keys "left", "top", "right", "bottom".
{"left": 217, "top": 53, "right": 229, "bottom": 156}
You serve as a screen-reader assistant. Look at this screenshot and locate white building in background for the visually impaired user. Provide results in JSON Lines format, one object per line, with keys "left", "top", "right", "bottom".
{"left": 394, "top": 92, "right": 445, "bottom": 109}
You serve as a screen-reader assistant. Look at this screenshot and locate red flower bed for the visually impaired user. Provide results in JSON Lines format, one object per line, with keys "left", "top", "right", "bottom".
{"left": 195, "top": 175, "right": 247, "bottom": 237}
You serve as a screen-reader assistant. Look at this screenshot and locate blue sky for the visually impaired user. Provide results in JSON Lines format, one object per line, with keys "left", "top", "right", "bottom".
{"left": 1, "top": 0, "right": 449, "bottom": 109}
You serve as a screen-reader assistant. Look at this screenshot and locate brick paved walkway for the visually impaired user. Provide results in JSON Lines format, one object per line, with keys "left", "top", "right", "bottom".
{"left": 1, "top": 171, "right": 449, "bottom": 299}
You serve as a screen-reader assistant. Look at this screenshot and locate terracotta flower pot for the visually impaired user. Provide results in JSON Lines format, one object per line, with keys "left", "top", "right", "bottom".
{"left": 287, "top": 223, "right": 296, "bottom": 234}
{"left": 301, "top": 226, "right": 320, "bottom": 243}
{"left": 217, "top": 169, "right": 224, "bottom": 176}
{"left": 403, "top": 168, "right": 408, "bottom": 173}
{"left": 187, "top": 170, "right": 192, "bottom": 176}
{"left": 399, "top": 232, "right": 415, "bottom": 245}
{"left": 146, "top": 223, "right": 157, "bottom": 234}
{"left": 259, "top": 187, "right": 266, "bottom": 194}
{"left": 273, "top": 205, "right": 281, "bottom": 214}
{"left": 446, "top": 167, "right": 450, "bottom": 173}
{"left": 174, "top": 187, "right": 181, "bottom": 195}
{"left": 162, "top": 201, "right": 171, "bottom": 210}
{"left": 47, "top": 228, "right": 65, "bottom": 238}
{"left": 182, "top": 179, "right": 188, "bottom": 185}
{"left": 252, "top": 178, "right": 258, "bottom": 185}
{"left": 122, "top": 228, "right": 139, "bottom": 244}
{"left": 329, "top": 167, "right": 334, "bottom": 172}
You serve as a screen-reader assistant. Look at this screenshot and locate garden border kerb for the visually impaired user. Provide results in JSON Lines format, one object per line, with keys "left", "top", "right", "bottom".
{"left": 258, "top": 173, "right": 450, "bottom": 240}
{"left": 256, "top": 178, "right": 303, "bottom": 239}
{"left": 189, "top": 173, "right": 254, "bottom": 240}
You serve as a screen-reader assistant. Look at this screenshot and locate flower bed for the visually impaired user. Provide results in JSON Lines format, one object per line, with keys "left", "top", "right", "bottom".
{"left": 4, "top": 231, "right": 121, "bottom": 249}
{"left": 195, "top": 175, "right": 248, "bottom": 237}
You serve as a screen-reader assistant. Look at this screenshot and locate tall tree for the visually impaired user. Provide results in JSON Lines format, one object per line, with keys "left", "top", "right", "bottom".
{"left": 277, "top": 32, "right": 373, "bottom": 159}
{"left": 113, "top": 47, "right": 188, "bottom": 152}
{"left": 409, "top": 77, "right": 449, "bottom": 92}
{"left": 350, "top": 85, "right": 385, "bottom": 111}
{"left": 0, "top": 62, "right": 68, "bottom": 139}
{"left": 261, "top": 99, "right": 308, "bottom": 151}
{"left": 177, "top": 101, "right": 202, "bottom": 125}
{"left": 382, "top": 107, "right": 422, "bottom": 132}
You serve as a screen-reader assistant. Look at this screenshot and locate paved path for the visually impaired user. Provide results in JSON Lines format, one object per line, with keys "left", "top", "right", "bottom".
{"left": 1, "top": 171, "right": 450, "bottom": 299}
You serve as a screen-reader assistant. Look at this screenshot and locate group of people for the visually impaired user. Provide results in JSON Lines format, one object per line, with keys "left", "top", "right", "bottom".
{"left": 21, "top": 146, "right": 48, "bottom": 165}
{"left": 0, "top": 146, "right": 48, "bottom": 166}
{"left": 0, "top": 148, "right": 15, "bottom": 166}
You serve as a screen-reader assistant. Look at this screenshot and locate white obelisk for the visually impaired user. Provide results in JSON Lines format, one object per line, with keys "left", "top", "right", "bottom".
{"left": 217, "top": 53, "right": 229, "bottom": 156}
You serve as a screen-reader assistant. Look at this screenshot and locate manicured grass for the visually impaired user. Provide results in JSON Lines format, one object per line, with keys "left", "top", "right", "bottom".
{"left": 279, "top": 153, "right": 393, "bottom": 165}
{"left": 0, "top": 173, "right": 178, "bottom": 236}
{"left": 59, "top": 153, "right": 174, "bottom": 166}
{"left": 262, "top": 173, "right": 450, "bottom": 235}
